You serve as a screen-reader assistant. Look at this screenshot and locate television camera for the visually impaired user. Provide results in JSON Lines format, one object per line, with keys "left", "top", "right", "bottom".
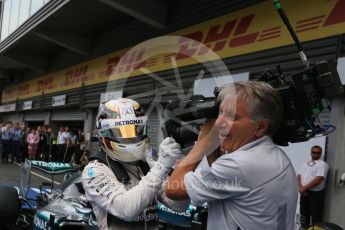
{"left": 162, "top": 0, "right": 344, "bottom": 147}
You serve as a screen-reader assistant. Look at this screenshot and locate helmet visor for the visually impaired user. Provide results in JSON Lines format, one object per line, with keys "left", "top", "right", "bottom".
{"left": 101, "top": 124, "right": 148, "bottom": 143}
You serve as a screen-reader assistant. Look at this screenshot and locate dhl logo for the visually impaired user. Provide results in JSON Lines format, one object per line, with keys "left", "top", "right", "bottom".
{"left": 18, "top": 84, "right": 31, "bottom": 96}
{"left": 61, "top": 66, "right": 89, "bottom": 86}
{"left": 103, "top": 0, "right": 345, "bottom": 77}
{"left": 37, "top": 77, "right": 54, "bottom": 92}
{"left": 2, "top": 0, "right": 345, "bottom": 103}
{"left": 173, "top": 0, "right": 345, "bottom": 59}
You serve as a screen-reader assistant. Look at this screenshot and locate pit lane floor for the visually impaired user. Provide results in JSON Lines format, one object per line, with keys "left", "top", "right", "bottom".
{"left": 0, "top": 161, "right": 65, "bottom": 187}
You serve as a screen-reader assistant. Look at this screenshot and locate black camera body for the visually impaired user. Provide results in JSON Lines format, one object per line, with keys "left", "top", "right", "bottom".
{"left": 162, "top": 89, "right": 221, "bottom": 148}
{"left": 259, "top": 60, "right": 343, "bottom": 145}
{"left": 162, "top": 60, "right": 343, "bottom": 147}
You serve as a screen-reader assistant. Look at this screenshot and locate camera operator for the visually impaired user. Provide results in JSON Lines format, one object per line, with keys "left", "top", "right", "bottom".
{"left": 166, "top": 81, "right": 298, "bottom": 229}
{"left": 82, "top": 98, "right": 189, "bottom": 230}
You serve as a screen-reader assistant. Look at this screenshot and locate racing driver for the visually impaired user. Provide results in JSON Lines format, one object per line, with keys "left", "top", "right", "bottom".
{"left": 82, "top": 98, "right": 189, "bottom": 229}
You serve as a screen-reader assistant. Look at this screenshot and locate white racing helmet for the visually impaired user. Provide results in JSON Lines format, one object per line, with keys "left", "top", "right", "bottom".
{"left": 96, "top": 98, "right": 148, "bottom": 162}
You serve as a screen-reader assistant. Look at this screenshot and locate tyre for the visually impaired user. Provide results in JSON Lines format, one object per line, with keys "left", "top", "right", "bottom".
{"left": 0, "top": 185, "right": 21, "bottom": 225}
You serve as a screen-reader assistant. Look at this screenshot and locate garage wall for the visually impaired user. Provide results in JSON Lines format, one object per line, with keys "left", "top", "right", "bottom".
{"left": 2, "top": 112, "right": 21, "bottom": 123}
{"left": 51, "top": 109, "right": 84, "bottom": 121}
{"left": 24, "top": 111, "right": 45, "bottom": 121}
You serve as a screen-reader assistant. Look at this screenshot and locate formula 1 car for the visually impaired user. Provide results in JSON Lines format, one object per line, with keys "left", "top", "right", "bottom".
{"left": 0, "top": 159, "right": 98, "bottom": 230}
{"left": 0, "top": 159, "right": 206, "bottom": 230}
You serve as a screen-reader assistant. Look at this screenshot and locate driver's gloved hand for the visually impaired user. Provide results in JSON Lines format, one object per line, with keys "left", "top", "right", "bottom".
{"left": 150, "top": 137, "right": 182, "bottom": 179}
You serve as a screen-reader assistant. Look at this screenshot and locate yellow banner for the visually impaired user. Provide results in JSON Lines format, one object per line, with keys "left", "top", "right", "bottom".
{"left": 2, "top": 0, "right": 345, "bottom": 103}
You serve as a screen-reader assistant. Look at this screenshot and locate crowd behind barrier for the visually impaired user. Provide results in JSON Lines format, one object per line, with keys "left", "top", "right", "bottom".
{"left": 0, "top": 121, "right": 87, "bottom": 165}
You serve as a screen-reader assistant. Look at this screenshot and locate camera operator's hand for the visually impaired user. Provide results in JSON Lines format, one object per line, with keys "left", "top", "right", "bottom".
{"left": 194, "top": 118, "right": 220, "bottom": 167}
{"left": 198, "top": 118, "right": 219, "bottom": 153}
{"left": 150, "top": 137, "right": 182, "bottom": 179}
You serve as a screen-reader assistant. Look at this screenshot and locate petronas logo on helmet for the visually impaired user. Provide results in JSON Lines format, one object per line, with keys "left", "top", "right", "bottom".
{"left": 114, "top": 119, "right": 144, "bottom": 126}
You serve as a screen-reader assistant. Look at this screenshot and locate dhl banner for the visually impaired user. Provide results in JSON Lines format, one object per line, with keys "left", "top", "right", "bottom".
{"left": 2, "top": 0, "right": 345, "bottom": 103}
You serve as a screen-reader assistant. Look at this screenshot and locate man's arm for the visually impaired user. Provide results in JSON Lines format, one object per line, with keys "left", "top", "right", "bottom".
{"left": 157, "top": 180, "right": 190, "bottom": 212}
{"left": 166, "top": 119, "right": 218, "bottom": 200}
{"left": 82, "top": 161, "right": 163, "bottom": 221}
{"left": 301, "top": 176, "right": 324, "bottom": 192}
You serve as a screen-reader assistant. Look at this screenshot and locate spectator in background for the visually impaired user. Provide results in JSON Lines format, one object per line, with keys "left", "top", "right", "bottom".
{"left": 11, "top": 123, "right": 23, "bottom": 163}
{"left": 71, "top": 130, "right": 77, "bottom": 145}
{"left": 63, "top": 126, "right": 73, "bottom": 162}
{"left": 8, "top": 122, "right": 15, "bottom": 163}
{"left": 57, "top": 127, "right": 66, "bottom": 162}
{"left": 2, "top": 123, "right": 12, "bottom": 163}
{"left": 36, "top": 126, "right": 42, "bottom": 159}
{"left": 38, "top": 126, "right": 47, "bottom": 160}
{"left": 21, "top": 126, "right": 30, "bottom": 162}
{"left": 298, "top": 145, "right": 329, "bottom": 229}
{"left": 0, "top": 123, "right": 3, "bottom": 162}
{"left": 64, "top": 126, "right": 72, "bottom": 144}
{"left": 45, "top": 127, "right": 55, "bottom": 162}
{"left": 73, "top": 130, "right": 85, "bottom": 164}
{"left": 27, "top": 128, "right": 39, "bottom": 160}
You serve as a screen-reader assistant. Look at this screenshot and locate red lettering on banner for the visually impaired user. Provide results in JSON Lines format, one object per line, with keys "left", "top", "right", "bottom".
{"left": 62, "top": 66, "right": 89, "bottom": 86}
{"left": 197, "top": 44, "right": 212, "bottom": 55}
{"left": 229, "top": 33, "right": 259, "bottom": 47}
{"left": 234, "top": 14, "right": 255, "bottom": 35}
{"left": 37, "top": 77, "right": 53, "bottom": 92}
{"left": 323, "top": 0, "right": 345, "bottom": 26}
{"left": 204, "top": 20, "right": 237, "bottom": 43}
{"left": 229, "top": 14, "right": 259, "bottom": 47}
{"left": 19, "top": 84, "right": 31, "bottom": 96}
{"left": 120, "top": 52, "right": 135, "bottom": 65}
{"left": 174, "top": 14, "right": 260, "bottom": 59}
{"left": 145, "top": 57, "right": 158, "bottom": 67}
{"left": 133, "top": 60, "right": 147, "bottom": 70}
{"left": 295, "top": 15, "right": 325, "bottom": 33}
{"left": 19, "top": 84, "right": 29, "bottom": 91}
{"left": 256, "top": 26, "right": 281, "bottom": 42}
{"left": 175, "top": 31, "right": 203, "bottom": 60}
{"left": 119, "top": 49, "right": 146, "bottom": 66}
{"left": 162, "top": 54, "right": 176, "bottom": 63}
{"left": 111, "top": 49, "right": 149, "bottom": 75}
{"left": 135, "top": 49, "right": 145, "bottom": 62}
{"left": 106, "top": 57, "right": 120, "bottom": 76}
{"left": 104, "top": 49, "right": 147, "bottom": 76}
{"left": 203, "top": 20, "right": 237, "bottom": 52}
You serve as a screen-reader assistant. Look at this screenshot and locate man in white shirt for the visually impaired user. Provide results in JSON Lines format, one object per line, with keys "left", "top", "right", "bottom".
{"left": 57, "top": 127, "right": 66, "bottom": 144}
{"left": 297, "top": 145, "right": 329, "bottom": 228}
{"left": 166, "top": 81, "right": 298, "bottom": 230}
{"left": 62, "top": 126, "right": 73, "bottom": 162}
{"left": 63, "top": 126, "right": 72, "bottom": 144}
{"left": 56, "top": 127, "right": 66, "bottom": 161}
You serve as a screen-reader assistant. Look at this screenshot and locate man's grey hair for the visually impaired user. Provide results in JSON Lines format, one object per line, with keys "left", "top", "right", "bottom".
{"left": 218, "top": 80, "right": 284, "bottom": 137}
